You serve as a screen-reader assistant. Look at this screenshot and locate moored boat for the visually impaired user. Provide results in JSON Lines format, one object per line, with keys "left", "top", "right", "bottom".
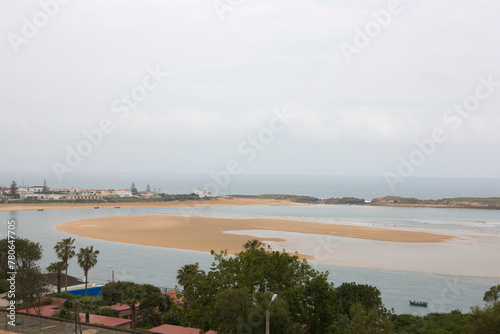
{"left": 409, "top": 300, "right": 428, "bottom": 307}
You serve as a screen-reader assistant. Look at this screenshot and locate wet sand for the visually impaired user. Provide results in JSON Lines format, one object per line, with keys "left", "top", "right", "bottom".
{"left": 0, "top": 198, "right": 303, "bottom": 212}
{"left": 56, "top": 215, "right": 453, "bottom": 258}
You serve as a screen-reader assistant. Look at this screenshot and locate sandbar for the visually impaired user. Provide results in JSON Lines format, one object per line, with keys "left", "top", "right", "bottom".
{"left": 56, "top": 215, "right": 453, "bottom": 258}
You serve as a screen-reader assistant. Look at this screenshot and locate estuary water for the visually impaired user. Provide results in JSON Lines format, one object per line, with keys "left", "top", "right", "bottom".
{"left": 1, "top": 204, "right": 499, "bottom": 315}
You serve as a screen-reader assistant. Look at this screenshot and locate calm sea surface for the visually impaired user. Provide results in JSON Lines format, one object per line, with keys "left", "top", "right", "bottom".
{"left": 1, "top": 203, "right": 499, "bottom": 316}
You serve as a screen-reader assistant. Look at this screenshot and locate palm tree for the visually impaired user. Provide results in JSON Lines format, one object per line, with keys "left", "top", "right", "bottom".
{"left": 78, "top": 296, "right": 99, "bottom": 323}
{"left": 176, "top": 263, "right": 200, "bottom": 290}
{"left": 47, "top": 261, "right": 67, "bottom": 297}
{"left": 54, "top": 237, "right": 76, "bottom": 292}
{"left": 77, "top": 246, "right": 100, "bottom": 296}
{"left": 122, "top": 284, "right": 143, "bottom": 330}
{"left": 243, "top": 239, "right": 264, "bottom": 250}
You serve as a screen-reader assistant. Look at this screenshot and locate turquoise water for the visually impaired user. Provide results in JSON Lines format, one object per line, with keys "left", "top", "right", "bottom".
{"left": 1, "top": 205, "right": 499, "bottom": 315}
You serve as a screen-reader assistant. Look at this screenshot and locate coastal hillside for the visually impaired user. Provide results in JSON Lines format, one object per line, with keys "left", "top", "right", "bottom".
{"left": 371, "top": 196, "right": 500, "bottom": 209}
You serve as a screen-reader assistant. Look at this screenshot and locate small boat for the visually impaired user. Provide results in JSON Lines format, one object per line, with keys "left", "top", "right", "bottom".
{"left": 37, "top": 209, "right": 44, "bottom": 211}
{"left": 94, "top": 207, "right": 99, "bottom": 209}
{"left": 115, "top": 206, "right": 120, "bottom": 209}
{"left": 409, "top": 300, "right": 428, "bottom": 307}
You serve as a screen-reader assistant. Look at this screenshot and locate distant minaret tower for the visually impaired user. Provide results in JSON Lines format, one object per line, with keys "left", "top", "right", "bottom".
{"left": 146, "top": 184, "right": 151, "bottom": 192}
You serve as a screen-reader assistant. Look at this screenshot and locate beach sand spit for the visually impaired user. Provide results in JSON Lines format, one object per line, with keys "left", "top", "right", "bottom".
{"left": 56, "top": 215, "right": 453, "bottom": 259}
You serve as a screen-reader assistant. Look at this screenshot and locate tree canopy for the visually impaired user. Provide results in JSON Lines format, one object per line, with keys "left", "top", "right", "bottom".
{"left": 173, "top": 242, "right": 338, "bottom": 333}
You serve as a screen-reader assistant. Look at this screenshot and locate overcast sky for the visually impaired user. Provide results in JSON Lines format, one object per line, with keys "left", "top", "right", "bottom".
{"left": 1, "top": 0, "right": 499, "bottom": 180}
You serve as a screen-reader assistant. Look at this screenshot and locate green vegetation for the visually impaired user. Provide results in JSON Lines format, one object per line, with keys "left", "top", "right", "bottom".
{"left": 372, "top": 196, "right": 500, "bottom": 209}
{"left": 392, "top": 310, "right": 467, "bottom": 333}
{"left": 233, "top": 194, "right": 321, "bottom": 203}
{"left": 76, "top": 246, "right": 100, "bottom": 296}
{"left": 159, "top": 193, "right": 211, "bottom": 201}
{"left": 0, "top": 237, "right": 46, "bottom": 307}
{"left": 46, "top": 261, "right": 67, "bottom": 297}
{"left": 2, "top": 235, "right": 499, "bottom": 333}
{"left": 54, "top": 237, "right": 76, "bottom": 293}
{"left": 102, "top": 281, "right": 167, "bottom": 329}
{"left": 466, "top": 284, "right": 500, "bottom": 334}
{"left": 164, "top": 240, "right": 395, "bottom": 333}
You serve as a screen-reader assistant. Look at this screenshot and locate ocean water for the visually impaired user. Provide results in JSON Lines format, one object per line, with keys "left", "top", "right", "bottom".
{"left": 2, "top": 204, "right": 499, "bottom": 315}
{"left": 2, "top": 172, "right": 500, "bottom": 200}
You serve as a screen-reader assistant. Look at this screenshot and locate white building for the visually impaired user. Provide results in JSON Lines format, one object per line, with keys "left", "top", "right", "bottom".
{"left": 194, "top": 190, "right": 217, "bottom": 198}
{"left": 17, "top": 186, "right": 44, "bottom": 194}
{"left": 115, "top": 189, "right": 133, "bottom": 197}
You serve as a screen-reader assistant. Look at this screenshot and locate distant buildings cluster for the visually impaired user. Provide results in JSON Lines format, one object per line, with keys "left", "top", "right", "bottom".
{"left": 0, "top": 183, "right": 160, "bottom": 201}
{"left": 0, "top": 180, "right": 220, "bottom": 200}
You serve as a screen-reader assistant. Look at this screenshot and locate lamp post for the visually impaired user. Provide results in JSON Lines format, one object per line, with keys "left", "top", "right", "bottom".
{"left": 266, "top": 293, "right": 277, "bottom": 334}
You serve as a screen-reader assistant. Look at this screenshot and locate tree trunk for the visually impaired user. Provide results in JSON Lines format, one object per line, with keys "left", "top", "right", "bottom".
{"left": 57, "top": 272, "right": 61, "bottom": 297}
{"left": 64, "top": 264, "right": 68, "bottom": 292}
{"left": 86, "top": 312, "right": 90, "bottom": 323}
{"left": 84, "top": 271, "right": 88, "bottom": 296}
{"left": 131, "top": 305, "right": 136, "bottom": 330}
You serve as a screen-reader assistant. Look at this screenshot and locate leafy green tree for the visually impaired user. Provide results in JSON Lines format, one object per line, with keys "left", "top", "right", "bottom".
{"left": 467, "top": 303, "right": 500, "bottom": 334}
{"left": 334, "top": 282, "right": 385, "bottom": 318}
{"left": 131, "top": 182, "right": 138, "bottom": 195}
{"left": 47, "top": 261, "right": 67, "bottom": 297}
{"left": 102, "top": 281, "right": 130, "bottom": 304}
{"left": 212, "top": 289, "right": 302, "bottom": 334}
{"left": 53, "top": 307, "right": 74, "bottom": 320}
{"left": 346, "top": 302, "right": 393, "bottom": 334}
{"left": 16, "top": 268, "right": 47, "bottom": 308}
{"left": 54, "top": 237, "right": 76, "bottom": 292}
{"left": 0, "top": 237, "right": 42, "bottom": 270}
{"left": 10, "top": 181, "right": 17, "bottom": 197}
{"left": 162, "top": 303, "right": 185, "bottom": 326}
{"left": 76, "top": 246, "right": 99, "bottom": 296}
{"left": 0, "top": 238, "right": 46, "bottom": 306}
{"left": 102, "top": 281, "right": 165, "bottom": 330}
{"left": 97, "top": 307, "right": 119, "bottom": 318}
{"left": 254, "top": 291, "right": 304, "bottom": 334}
{"left": 243, "top": 239, "right": 264, "bottom": 250}
{"left": 179, "top": 241, "right": 337, "bottom": 333}
{"left": 139, "top": 284, "right": 166, "bottom": 328}
{"left": 467, "top": 285, "right": 500, "bottom": 334}
{"left": 393, "top": 310, "right": 467, "bottom": 334}
{"left": 483, "top": 284, "right": 500, "bottom": 307}
{"left": 213, "top": 288, "right": 254, "bottom": 333}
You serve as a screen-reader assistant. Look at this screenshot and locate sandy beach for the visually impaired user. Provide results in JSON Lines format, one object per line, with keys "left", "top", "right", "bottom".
{"left": 0, "top": 198, "right": 301, "bottom": 212}
{"left": 56, "top": 214, "right": 454, "bottom": 259}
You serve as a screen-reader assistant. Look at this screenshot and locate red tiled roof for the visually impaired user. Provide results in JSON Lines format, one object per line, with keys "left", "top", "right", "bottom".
{"left": 150, "top": 324, "right": 217, "bottom": 334}
{"left": 79, "top": 313, "right": 132, "bottom": 327}
{"left": 104, "top": 302, "right": 140, "bottom": 311}
{"left": 17, "top": 298, "right": 67, "bottom": 317}
{"left": 17, "top": 304, "right": 60, "bottom": 317}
